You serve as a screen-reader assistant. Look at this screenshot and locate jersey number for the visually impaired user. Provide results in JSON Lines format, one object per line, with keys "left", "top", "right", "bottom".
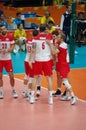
{"left": 27, "top": 46, "right": 31, "bottom": 53}
{"left": 2, "top": 43, "right": 7, "bottom": 49}
{"left": 42, "top": 42, "right": 45, "bottom": 50}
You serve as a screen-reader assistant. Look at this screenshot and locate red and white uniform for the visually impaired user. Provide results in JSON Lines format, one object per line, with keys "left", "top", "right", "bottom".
{"left": 0, "top": 34, "right": 15, "bottom": 72}
{"left": 33, "top": 33, "right": 53, "bottom": 76}
{"left": 56, "top": 42, "right": 70, "bottom": 78}
{"left": 25, "top": 38, "right": 35, "bottom": 63}
{"left": 24, "top": 38, "right": 35, "bottom": 77}
{"left": 0, "top": 34, "right": 15, "bottom": 60}
{"left": 52, "top": 39, "right": 60, "bottom": 69}
{"left": 33, "top": 33, "right": 53, "bottom": 61}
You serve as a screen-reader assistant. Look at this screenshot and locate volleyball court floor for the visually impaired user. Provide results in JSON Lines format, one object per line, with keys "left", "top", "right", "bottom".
{"left": 0, "top": 45, "right": 86, "bottom": 130}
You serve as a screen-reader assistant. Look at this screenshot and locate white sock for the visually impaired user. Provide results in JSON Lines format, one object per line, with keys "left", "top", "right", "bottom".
{"left": 58, "top": 88, "right": 61, "bottom": 90}
{"left": 27, "top": 89, "right": 31, "bottom": 95}
{"left": 71, "top": 92, "right": 75, "bottom": 97}
{"left": 0, "top": 87, "right": 3, "bottom": 92}
{"left": 24, "top": 85, "right": 28, "bottom": 92}
{"left": 31, "top": 91, "right": 35, "bottom": 96}
{"left": 49, "top": 91, "right": 52, "bottom": 97}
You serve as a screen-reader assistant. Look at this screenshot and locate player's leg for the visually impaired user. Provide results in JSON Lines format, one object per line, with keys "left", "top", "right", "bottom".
{"left": 6, "top": 60, "right": 18, "bottom": 98}
{"left": 61, "top": 78, "right": 77, "bottom": 105}
{"left": 0, "top": 72, "right": 4, "bottom": 99}
{"left": 29, "top": 75, "right": 38, "bottom": 103}
{"left": 36, "top": 75, "right": 42, "bottom": 97}
{"left": 22, "top": 74, "right": 29, "bottom": 97}
{"left": 44, "top": 60, "right": 53, "bottom": 104}
{"left": 46, "top": 75, "right": 53, "bottom": 104}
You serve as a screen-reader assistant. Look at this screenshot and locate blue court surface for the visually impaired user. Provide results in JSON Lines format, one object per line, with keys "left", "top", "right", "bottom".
{"left": 3, "top": 45, "right": 86, "bottom": 74}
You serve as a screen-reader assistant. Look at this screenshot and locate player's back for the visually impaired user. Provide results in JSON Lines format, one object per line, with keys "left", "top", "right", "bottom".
{"left": 33, "top": 33, "right": 51, "bottom": 61}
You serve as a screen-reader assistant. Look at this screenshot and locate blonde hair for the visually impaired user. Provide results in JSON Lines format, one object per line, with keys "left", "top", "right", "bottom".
{"left": 59, "top": 32, "right": 66, "bottom": 41}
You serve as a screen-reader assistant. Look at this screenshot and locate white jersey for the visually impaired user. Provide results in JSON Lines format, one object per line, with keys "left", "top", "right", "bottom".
{"left": 33, "top": 33, "right": 53, "bottom": 61}
{"left": 25, "top": 38, "right": 35, "bottom": 63}
{"left": 0, "top": 34, "right": 15, "bottom": 60}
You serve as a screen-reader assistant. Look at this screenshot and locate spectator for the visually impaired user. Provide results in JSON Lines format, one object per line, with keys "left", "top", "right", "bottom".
{"left": 47, "top": 20, "right": 56, "bottom": 33}
{"left": 45, "top": 0, "right": 53, "bottom": 6}
{"left": 13, "top": 12, "right": 25, "bottom": 27}
{"left": 14, "top": 23, "right": 27, "bottom": 53}
{"left": 0, "top": 10, "right": 3, "bottom": 15}
{"left": 0, "top": 13, "right": 8, "bottom": 28}
{"left": 76, "top": 12, "right": 86, "bottom": 47}
{"left": 62, "top": 0, "right": 69, "bottom": 5}
{"left": 41, "top": 10, "right": 55, "bottom": 25}
{"left": 60, "top": 4, "right": 71, "bottom": 43}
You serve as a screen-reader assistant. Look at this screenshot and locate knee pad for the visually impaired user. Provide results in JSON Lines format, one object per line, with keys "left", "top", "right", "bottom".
{"left": 62, "top": 80, "right": 71, "bottom": 89}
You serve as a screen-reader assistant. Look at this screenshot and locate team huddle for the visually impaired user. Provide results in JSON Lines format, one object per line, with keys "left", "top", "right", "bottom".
{"left": 0, "top": 24, "right": 77, "bottom": 105}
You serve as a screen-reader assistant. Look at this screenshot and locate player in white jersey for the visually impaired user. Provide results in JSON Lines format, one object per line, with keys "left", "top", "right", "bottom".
{"left": 47, "top": 32, "right": 77, "bottom": 105}
{"left": 22, "top": 29, "right": 42, "bottom": 99}
{"left": 0, "top": 25, "right": 18, "bottom": 99}
{"left": 29, "top": 24, "right": 53, "bottom": 104}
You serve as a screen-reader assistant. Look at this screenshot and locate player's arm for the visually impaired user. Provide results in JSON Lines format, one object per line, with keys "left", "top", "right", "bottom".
{"left": 46, "top": 39, "right": 59, "bottom": 55}
{"left": 29, "top": 43, "right": 36, "bottom": 69}
{"left": 8, "top": 44, "right": 15, "bottom": 53}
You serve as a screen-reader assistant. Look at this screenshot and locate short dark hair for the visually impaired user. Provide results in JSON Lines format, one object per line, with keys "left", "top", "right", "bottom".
{"left": 66, "top": 4, "right": 71, "bottom": 9}
{"left": 32, "top": 29, "right": 39, "bottom": 36}
{"left": 52, "top": 30, "right": 59, "bottom": 36}
{"left": 48, "top": 20, "right": 54, "bottom": 25}
{"left": 39, "top": 24, "right": 46, "bottom": 32}
{"left": 16, "top": 12, "right": 21, "bottom": 16}
{"left": 44, "top": 11, "right": 50, "bottom": 16}
{"left": 17, "top": 23, "right": 23, "bottom": 28}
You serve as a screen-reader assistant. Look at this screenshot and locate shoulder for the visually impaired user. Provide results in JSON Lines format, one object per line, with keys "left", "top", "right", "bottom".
{"left": 6, "top": 34, "right": 14, "bottom": 41}
{"left": 60, "top": 42, "right": 67, "bottom": 49}
{"left": 46, "top": 33, "right": 52, "bottom": 40}
{"left": 27, "top": 38, "right": 32, "bottom": 43}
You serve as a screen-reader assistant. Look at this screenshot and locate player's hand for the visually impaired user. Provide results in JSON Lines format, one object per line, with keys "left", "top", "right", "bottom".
{"left": 46, "top": 39, "right": 51, "bottom": 45}
{"left": 2, "top": 50, "right": 8, "bottom": 54}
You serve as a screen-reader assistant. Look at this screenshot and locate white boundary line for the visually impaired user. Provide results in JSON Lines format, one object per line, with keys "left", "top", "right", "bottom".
{"left": 6, "top": 75, "right": 85, "bottom": 104}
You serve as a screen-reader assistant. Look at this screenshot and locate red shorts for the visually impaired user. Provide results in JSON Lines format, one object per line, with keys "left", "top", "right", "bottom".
{"left": 34, "top": 60, "right": 52, "bottom": 76}
{"left": 0, "top": 60, "right": 13, "bottom": 72}
{"left": 24, "top": 61, "right": 34, "bottom": 77}
{"left": 56, "top": 62, "right": 70, "bottom": 78}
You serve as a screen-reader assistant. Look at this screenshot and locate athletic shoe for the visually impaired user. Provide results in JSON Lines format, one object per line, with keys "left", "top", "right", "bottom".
{"left": 22, "top": 91, "right": 28, "bottom": 98}
{"left": 0, "top": 91, "right": 4, "bottom": 99}
{"left": 36, "top": 86, "right": 41, "bottom": 97}
{"left": 71, "top": 96, "right": 77, "bottom": 105}
{"left": 61, "top": 90, "right": 66, "bottom": 96}
{"left": 27, "top": 95, "right": 38, "bottom": 102}
{"left": 29, "top": 96, "right": 35, "bottom": 104}
{"left": 60, "top": 95, "right": 71, "bottom": 101}
{"left": 48, "top": 96, "right": 53, "bottom": 105}
{"left": 12, "top": 89, "right": 18, "bottom": 98}
{"left": 27, "top": 93, "right": 31, "bottom": 101}
{"left": 52, "top": 89, "right": 61, "bottom": 96}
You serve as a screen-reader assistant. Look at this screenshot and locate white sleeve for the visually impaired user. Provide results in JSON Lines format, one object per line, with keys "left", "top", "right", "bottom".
{"left": 60, "top": 15, "right": 64, "bottom": 30}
